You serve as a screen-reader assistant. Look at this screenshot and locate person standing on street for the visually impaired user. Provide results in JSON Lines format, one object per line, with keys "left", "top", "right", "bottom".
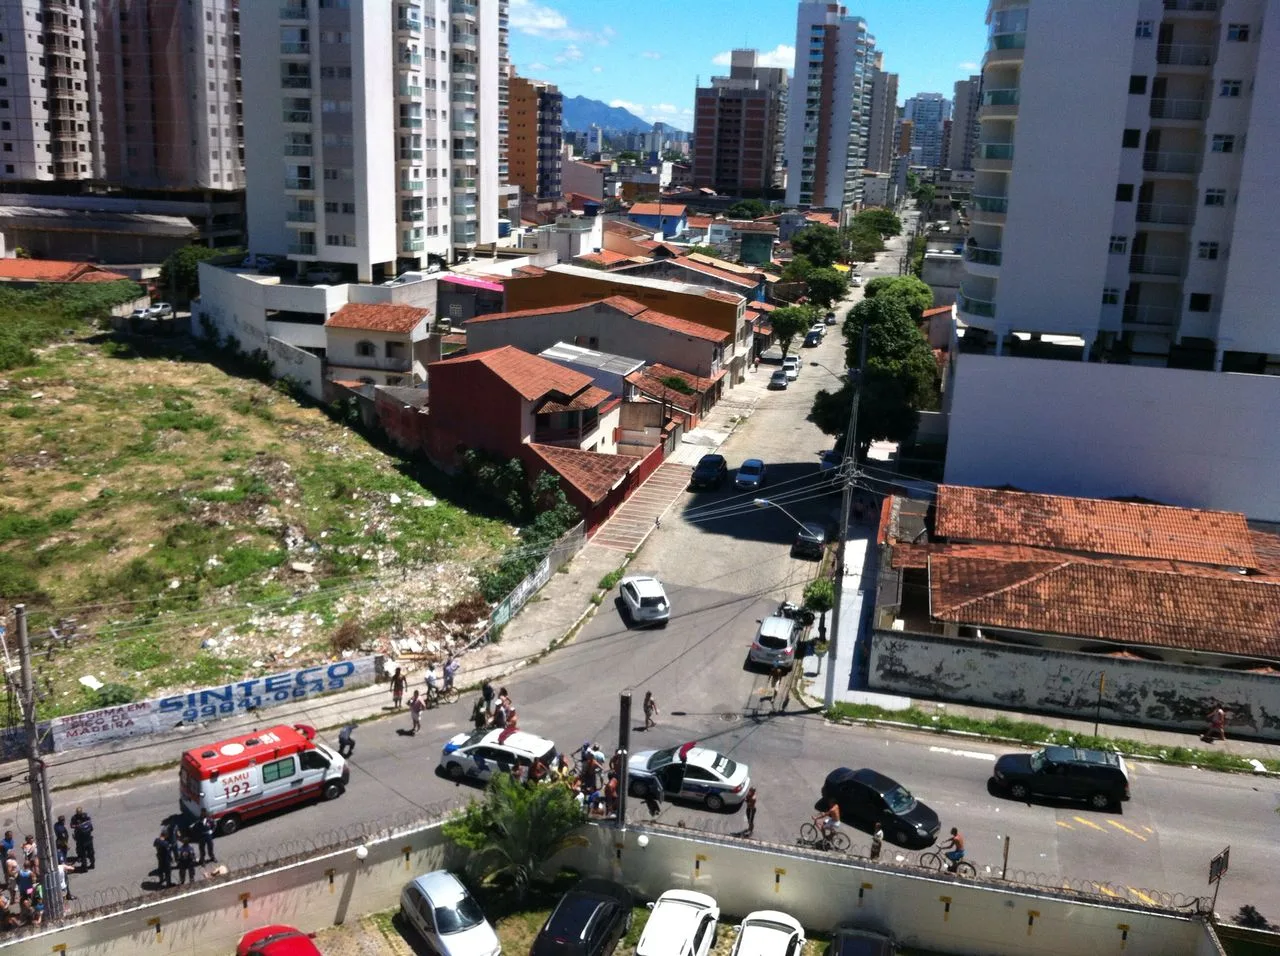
{"left": 482, "top": 680, "right": 495, "bottom": 718}
{"left": 70, "top": 808, "right": 94, "bottom": 871}
{"left": 337, "top": 722, "right": 357, "bottom": 758}
{"left": 408, "top": 690, "right": 425, "bottom": 735}
{"left": 175, "top": 838, "right": 197, "bottom": 885}
{"left": 744, "top": 787, "right": 758, "bottom": 837}
{"left": 390, "top": 667, "right": 407, "bottom": 709}
{"left": 1204, "top": 704, "right": 1228, "bottom": 742}
{"left": 196, "top": 812, "right": 217, "bottom": 865}
{"left": 870, "top": 820, "right": 884, "bottom": 861}
{"left": 471, "top": 695, "right": 487, "bottom": 729}
{"left": 53, "top": 817, "right": 69, "bottom": 865}
{"left": 153, "top": 830, "right": 175, "bottom": 888}
{"left": 643, "top": 691, "right": 658, "bottom": 730}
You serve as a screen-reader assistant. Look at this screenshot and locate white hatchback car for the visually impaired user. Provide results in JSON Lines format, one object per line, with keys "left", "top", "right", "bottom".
{"left": 619, "top": 575, "right": 670, "bottom": 626}
{"left": 731, "top": 911, "right": 806, "bottom": 956}
{"left": 400, "top": 870, "right": 501, "bottom": 956}
{"left": 636, "top": 890, "right": 720, "bottom": 956}
{"left": 782, "top": 356, "right": 801, "bottom": 381}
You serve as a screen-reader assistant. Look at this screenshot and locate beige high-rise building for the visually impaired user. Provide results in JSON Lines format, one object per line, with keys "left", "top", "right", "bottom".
{"left": 948, "top": 74, "right": 982, "bottom": 172}
{"left": 692, "top": 49, "right": 789, "bottom": 195}
{"left": 867, "top": 63, "right": 899, "bottom": 173}
{"left": 508, "top": 74, "right": 562, "bottom": 201}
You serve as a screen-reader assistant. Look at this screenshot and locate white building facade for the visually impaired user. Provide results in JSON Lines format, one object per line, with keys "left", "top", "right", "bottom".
{"left": 784, "top": 0, "right": 877, "bottom": 211}
{"left": 903, "top": 92, "right": 951, "bottom": 170}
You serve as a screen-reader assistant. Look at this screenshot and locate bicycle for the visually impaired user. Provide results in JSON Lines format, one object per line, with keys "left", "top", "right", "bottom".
{"left": 919, "top": 847, "right": 976, "bottom": 878}
{"left": 425, "top": 684, "right": 459, "bottom": 708}
{"left": 798, "top": 822, "right": 851, "bottom": 853}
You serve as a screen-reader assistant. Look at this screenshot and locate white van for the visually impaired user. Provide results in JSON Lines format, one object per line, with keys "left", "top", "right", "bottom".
{"left": 439, "top": 727, "right": 558, "bottom": 782}
{"left": 179, "top": 723, "right": 348, "bottom": 834}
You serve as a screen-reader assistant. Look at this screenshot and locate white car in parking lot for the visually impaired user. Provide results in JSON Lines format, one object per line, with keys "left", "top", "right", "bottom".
{"left": 636, "top": 890, "right": 720, "bottom": 956}
{"left": 619, "top": 575, "right": 670, "bottom": 626}
{"left": 731, "top": 911, "right": 806, "bottom": 956}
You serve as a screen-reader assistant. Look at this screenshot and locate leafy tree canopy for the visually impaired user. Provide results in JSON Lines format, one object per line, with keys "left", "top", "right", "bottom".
{"left": 771, "top": 305, "right": 817, "bottom": 358}
{"left": 160, "top": 245, "right": 238, "bottom": 303}
{"left": 805, "top": 267, "right": 850, "bottom": 309}
{"left": 790, "top": 224, "right": 842, "bottom": 268}
{"left": 781, "top": 253, "right": 815, "bottom": 283}
{"left": 853, "top": 208, "right": 903, "bottom": 238}
{"left": 860, "top": 275, "right": 933, "bottom": 322}
{"left": 725, "top": 198, "right": 768, "bottom": 220}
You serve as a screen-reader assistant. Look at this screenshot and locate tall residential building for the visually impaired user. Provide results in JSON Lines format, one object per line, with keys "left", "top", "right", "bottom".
{"left": 896, "top": 117, "right": 913, "bottom": 156}
{"left": 784, "top": 0, "right": 876, "bottom": 211}
{"left": 692, "top": 49, "right": 789, "bottom": 195}
{"left": 959, "top": 0, "right": 1279, "bottom": 371}
{"left": 903, "top": 92, "right": 951, "bottom": 168}
{"left": 947, "top": 74, "right": 982, "bottom": 172}
{"left": 508, "top": 74, "right": 563, "bottom": 201}
{"left": 866, "top": 63, "right": 899, "bottom": 173}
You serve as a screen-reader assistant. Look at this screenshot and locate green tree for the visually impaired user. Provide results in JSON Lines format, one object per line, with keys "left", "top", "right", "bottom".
{"left": 854, "top": 208, "right": 902, "bottom": 237}
{"left": 616, "top": 150, "right": 641, "bottom": 163}
{"left": 913, "top": 183, "right": 936, "bottom": 214}
{"left": 770, "top": 305, "right": 815, "bottom": 358}
{"left": 790, "top": 224, "right": 842, "bottom": 268}
{"left": 781, "top": 253, "right": 815, "bottom": 283}
{"left": 860, "top": 275, "right": 933, "bottom": 321}
{"left": 442, "top": 773, "right": 588, "bottom": 899}
{"left": 160, "top": 245, "right": 236, "bottom": 303}
{"left": 684, "top": 244, "right": 720, "bottom": 258}
{"left": 661, "top": 150, "right": 685, "bottom": 163}
{"left": 839, "top": 222, "right": 884, "bottom": 262}
{"left": 805, "top": 267, "right": 849, "bottom": 309}
{"left": 726, "top": 198, "right": 768, "bottom": 220}
{"left": 803, "top": 576, "right": 835, "bottom": 642}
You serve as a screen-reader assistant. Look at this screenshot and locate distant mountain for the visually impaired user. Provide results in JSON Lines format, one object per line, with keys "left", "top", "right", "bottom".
{"left": 562, "top": 95, "right": 681, "bottom": 133}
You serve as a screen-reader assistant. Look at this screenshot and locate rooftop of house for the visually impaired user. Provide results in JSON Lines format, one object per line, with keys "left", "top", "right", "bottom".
{"left": 467, "top": 295, "right": 730, "bottom": 344}
{"left": 629, "top": 202, "right": 687, "bottom": 218}
{"left": 602, "top": 219, "right": 654, "bottom": 239}
{"left": 726, "top": 219, "right": 780, "bottom": 235}
{"left": 573, "top": 249, "right": 640, "bottom": 268}
{"left": 535, "top": 384, "right": 614, "bottom": 414}
{"left": 685, "top": 252, "right": 766, "bottom": 278}
{"left": 325, "top": 302, "right": 431, "bottom": 334}
{"left": 685, "top": 215, "right": 715, "bottom": 229}
{"left": 625, "top": 363, "right": 725, "bottom": 412}
{"left": 539, "top": 341, "right": 645, "bottom": 376}
{"left": 525, "top": 443, "right": 639, "bottom": 505}
{"left": 0, "top": 258, "right": 132, "bottom": 283}
{"left": 432, "top": 344, "right": 592, "bottom": 402}
{"left": 543, "top": 264, "right": 746, "bottom": 308}
{"left": 662, "top": 256, "right": 759, "bottom": 289}
{"left": 922, "top": 306, "right": 953, "bottom": 318}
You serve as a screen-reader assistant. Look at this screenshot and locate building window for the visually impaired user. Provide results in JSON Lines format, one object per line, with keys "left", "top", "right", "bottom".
{"left": 355, "top": 340, "right": 375, "bottom": 357}
{"left": 1226, "top": 23, "right": 1250, "bottom": 41}
{"left": 1121, "top": 128, "right": 1140, "bottom": 148}
{"left": 1102, "top": 288, "right": 1120, "bottom": 305}
{"left": 1204, "top": 188, "right": 1226, "bottom": 206}
{"left": 1211, "top": 134, "right": 1235, "bottom": 153}
{"left": 1135, "top": 20, "right": 1152, "bottom": 38}
{"left": 1197, "top": 241, "right": 1220, "bottom": 260}
{"left": 1115, "top": 183, "right": 1134, "bottom": 201}
{"left": 1219, "top": 80, "right": 1242, "bottom": 97}
{"left": 1109, "top": 235, "right": 1128, "bottom": 254}
{"left": 1128, "top": 75, "right": 1147, "bottom": 95}
{"left": 1188, "top": 293, "right": 1212, "bottom": 312}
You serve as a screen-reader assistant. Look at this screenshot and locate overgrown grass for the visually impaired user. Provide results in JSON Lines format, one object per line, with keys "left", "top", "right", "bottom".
{"left": 0, "top": 280, "right": 142, "bottom": 369}
{"left": 826, "top": 702, "right": 1280, "bottom": 774}
{"left": 598, "top": 568, "right": 625, "bottom": 591}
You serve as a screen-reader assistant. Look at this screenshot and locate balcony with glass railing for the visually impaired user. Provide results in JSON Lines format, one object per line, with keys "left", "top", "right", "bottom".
{"left": 283, "top": 109, "right": 312, "bottom": 124}
{"left": 398, "top": 83, "right": 423, "bottom": 97}
{"left": 399, "top": 148, "right": 424, "bottom": 162}
{"left": 980, "top": 88, "right": 1020, "bottom": 117}
{"left": 401, "top": 207, "right": 425, "bottom": 222}
{"left": 1129, "top": 253, "right": 1184, "bottom": 277}
{"left": 1136, "top": 202, "right": 1194, "bottom": 226}
{"left": 402, "top": 238, "right": 426, "bottom": 253}
{"left": 399, "top": 116, "right": 424, "bottom": 129}
{"left": 963, "top": 244, "right": 1003, "bottom": 267}
{"left": 1156, "top": 42, "right": 1214, "bottom": 66}
{"left": 451, "top": 31, "right": 478, "bottom": 51}
{"left": 284, "top": 143, "right": 313, "bottom": 157}
{"left": 280, "top": 4, "right": 308, "bottom": 20}
{"left": 1142, "top": 150, "right": 1199, "bottom": 175}
{"left": 285, "top": 206, "right": 316, "bottom": 223}
{"left": 1149, "top": 97, "right": 1207, "bottom": 121}
{"left": 986, "top": 30, "right": 1026, "bottom": 62}
{"left": 1162, "top": 0, "right": 1218, "bottom": 14}
{"left": 281, "top": 41, "right": 310, "bottom": 55}
{"left": 399, "top": 52, "right": 422, "bottom": 66}
{"left": 288, "top": 242, "right": 317, "bottom": 255}
{"left": 977, "top": 142, "right": 1015, "bottom": 161}
{"left": 1121, "top": 304, "right": 1179, "bottom": 327}
{"left": 451, "top": 0, "right": 478, "bottom": 19}
{"left": 284, "top": 177, "right": 314, "bottom": 190}
{"left": 397, "top": 16, "right": 422, "bottom": 32}
{"left": 400, "top": 180, "right": 424, "bottom": 192}
{"left": 957, "top": 288, "right": 997, "bottom": 320}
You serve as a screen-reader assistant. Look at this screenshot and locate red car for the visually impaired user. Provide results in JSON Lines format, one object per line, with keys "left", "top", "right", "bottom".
{"left": 237, "top": 925, "right": 322, "bottom": 956}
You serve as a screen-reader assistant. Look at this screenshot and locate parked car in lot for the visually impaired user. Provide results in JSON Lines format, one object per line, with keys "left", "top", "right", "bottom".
{"left": 618, "top": 575, "right": 670, "bottom": 626}
{"left": 237, "top": 925, "right": 322, "bottom": 956}
{"left": 628, "top": 743, "right": 750, "bottom": 810}
{"left": 531, "top": 877, "right": 633, "bottom": 956}
{"left": 819, "top": 767, "right": 941, "bottom": 848}
{"left": 791, "top": 521, "right": 827, "bottom": 559}
{"left": 689, "top": 454, "right": 728, "bottom": 490}
{"left": 992, "top": 746, "right": 1131, "bottom": 810}
{"left": 747, "top": 614, "right": 799, "bottom": 670}
{"left": 400, "top": 870, "right": 501, "bottom": 956}
{"left": 635, "top": 890, "right": 719, "bottom": 956}
{"left": 129, "top": 307, "right": 151, "bottom": 320}
{"left": 830, "top": 924, "right": 896, "bottom": 956}
{"left": 149, "top": 302, "right": 174, "bottom": 317}
{"left": 731, "top": 911, "right": 806, "bottom": 956}
{"left": 782, "top": 356, "right": 801, "bottom": 380}
{"left": 735, "top": 458, "right": 767, "bottom": 491}
{"left": 768, "top": 370, "right": 789, "bottom": 390}
{"left": 439, "top": 728, "right": 558, "bottom": 783}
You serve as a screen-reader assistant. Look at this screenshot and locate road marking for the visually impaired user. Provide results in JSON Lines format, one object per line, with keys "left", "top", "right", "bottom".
{"left": 1055, "top": 821, "right": 1073, "bottom": 830}
{"left": 1106, "top": 820, "right": 1148, "bottom": 842}
{"left": 927, "top": 746, "right": 995, "bottom": 761}
{"left": 1142, "top": 826, "right": 1154, "bottom": 834}
{"left": 1095, "top": 885, "right": 1121, "bottom": 899}
{"left": 1072, "top": 816, "right": 1106, "bottom": 832}
{"left": 1128, "top": 887, "right": 1158, "bottom": 906}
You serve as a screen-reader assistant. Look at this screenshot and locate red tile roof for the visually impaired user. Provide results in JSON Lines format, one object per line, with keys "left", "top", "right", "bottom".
{"left": 325, "top": 302, "right": 431, "bottom": 334}
{"left": 747, "top": 301, "right": 777, "bottom": 312}
{"left": 727, "top": 220, "right": 780, "bottom": 235}
{"left": 536, "top": 385, "right": 613, "bottom": 414}
{"left": 434, "top": 345, "right": 591, "bottom": 402}
{"left": 525, "top": 443, "right": 639, "bottom": 504}
{"left": 465, "top": 296, "right": 648, "bottom": 325}
{"left": 929, "top": 554, "right": 1280, "bottom": 658}
{"left": 922, "top": 306, "right": 952, "bottom": 318}
{"left": 0, "top": 259, "right": 131, "bottom": 283}
{"left": 625, "top": 363, "right": 725, "bottom": 412}
{"left": 603, "top": 219, "right": 652, "bottom": 238}
{"left": 629, "top": 203, "right": 687, "bottom": 217}
{"left": 573, "top": 249, "right": 637, "bottom": 267}
{"left": 668, "top": 257, "right": 757, "bottom": 288}
{"left": 633, "top": 307, "right": 730, "bottom": 343}
{"left": 935, "top": 485, "right": 1258, "bottom": 569}
{"left": 513, "top": 265, "right": 547, "bottom": 277}
{"left": 703, "top": 289, "right": 745, "bottom": 304}
{"left": 686, "top": 215, "right": 715, "bottom": 229}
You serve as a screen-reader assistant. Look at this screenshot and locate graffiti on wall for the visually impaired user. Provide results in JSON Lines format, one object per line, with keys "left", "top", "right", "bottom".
{"left": 870, "top": 632, "right": 1280, "bottom": 740}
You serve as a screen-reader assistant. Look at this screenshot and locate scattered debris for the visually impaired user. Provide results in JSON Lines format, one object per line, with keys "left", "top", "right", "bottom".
{"left": 79, "top": 675, "right": 104, "bottom": 691}
{"left": 290, "top": 562, "right": 315, "bottom": 574}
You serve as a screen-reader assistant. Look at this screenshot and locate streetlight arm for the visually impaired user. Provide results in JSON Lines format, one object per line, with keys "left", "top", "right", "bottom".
{"left": 752, "top": 498, "right": 809, "bottom": 533}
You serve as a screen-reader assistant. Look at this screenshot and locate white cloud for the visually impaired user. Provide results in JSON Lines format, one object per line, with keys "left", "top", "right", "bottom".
{"left": 653, "top": 103, "right": 679, "bottom": 114}
{"left": 554, "top": 43, "right": 584, "bottom": 64}
{"left": 711, "top": 44, "right": 795, "bottom": 72}
{"left": 609, "top": 99, "right": 646, "bottom": 114}
{"left": 957, "top": 61, "right": 980, "bottom": 72}
{"left": 508, "top": 0, "right": 568, "bottom": 37}
{"left": 527, "top": 61, "right": 549, "bottom": 73}
{"left": 591, "top": 65, "right": 603, "bottom": 73}
{"left": 641, "top": 51, "right": 662, "bottom": 60}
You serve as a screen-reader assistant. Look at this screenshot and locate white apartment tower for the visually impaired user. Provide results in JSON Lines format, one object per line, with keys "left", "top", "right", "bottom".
{"left": 960, "top": 0, "right": 1280, "bottom": 371}
{"left": 784, "top": 0, "right": 876, "bottom": 211}
{"left": 903, "top": 92, "right": 950, "bottom": 169}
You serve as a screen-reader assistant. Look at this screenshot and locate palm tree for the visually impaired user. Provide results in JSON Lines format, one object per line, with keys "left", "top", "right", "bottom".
{"left": 443, "top": 773, "right": 588, "bottom": 898}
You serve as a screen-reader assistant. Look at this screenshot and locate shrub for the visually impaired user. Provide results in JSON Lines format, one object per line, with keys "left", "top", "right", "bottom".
{"left": 330, "top": 617, "right": 366, "bottom": 653}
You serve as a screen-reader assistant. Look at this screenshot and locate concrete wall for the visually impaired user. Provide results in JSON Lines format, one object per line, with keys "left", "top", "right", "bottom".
{"left": 944, "top": 354, "right": 1280, "bottom": 521}
{"left": 921, "top": 253, "right": 963, "bottom": 306}
{"left": 867, "top": 630, "right": 1280, "bottom": 740}
{"left": 267, "top": 338, "right": 325, "bottom": 401}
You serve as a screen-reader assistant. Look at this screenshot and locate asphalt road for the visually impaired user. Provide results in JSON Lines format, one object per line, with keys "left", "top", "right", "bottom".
{"left": 17, "top": 214, "right": 1280, "bottom": 921}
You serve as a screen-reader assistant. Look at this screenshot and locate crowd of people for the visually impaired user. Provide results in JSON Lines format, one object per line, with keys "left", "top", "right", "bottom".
{"left": 0, "top": 808, "right": 94, "bottom": 928}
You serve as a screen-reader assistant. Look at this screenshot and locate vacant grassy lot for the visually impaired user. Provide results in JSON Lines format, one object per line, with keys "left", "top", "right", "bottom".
{"left": 0, "top": 334, "right": 511, "bottom": 716}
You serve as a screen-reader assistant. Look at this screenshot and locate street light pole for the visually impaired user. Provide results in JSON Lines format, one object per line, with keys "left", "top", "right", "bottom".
{"left": 823, "top": 323, "right": 867, "bottom": 709}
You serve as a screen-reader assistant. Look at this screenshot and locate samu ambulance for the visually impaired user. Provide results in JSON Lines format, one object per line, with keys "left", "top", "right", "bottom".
{"left": 179, "top": 724, "right": 349, "bottom": 835}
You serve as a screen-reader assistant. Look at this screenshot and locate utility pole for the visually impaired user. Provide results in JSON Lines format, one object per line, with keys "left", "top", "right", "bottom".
{"left": 823, "top": 325, "right": 867, "bottom": 709}
{"left": 15, "top": 606, "right": 64, "bottom": 921}
{"left": 615, "top": 692, "right": 632, "bottom": 829}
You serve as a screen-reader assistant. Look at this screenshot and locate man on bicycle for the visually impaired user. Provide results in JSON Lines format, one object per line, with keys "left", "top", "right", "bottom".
{"left": 443, "top": 655, "right": 460, "bottom": 693}
{"left": 812, "top": 803, "right": 841, "bottom": 847}
{"left": 940, "top": 827, "right": 966, "bottom": 871}
{"left": 425, "top": 664, "right": 441, "bottom": 705}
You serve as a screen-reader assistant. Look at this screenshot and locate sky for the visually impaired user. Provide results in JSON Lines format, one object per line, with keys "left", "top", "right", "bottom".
{"left": 507, "top": 0, "right": 991, "bottom": 129}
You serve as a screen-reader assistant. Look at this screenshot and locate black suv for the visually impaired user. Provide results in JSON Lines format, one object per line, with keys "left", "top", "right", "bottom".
{"left": 992, "top": 746, "right": 1131, "bottom": 810}
{"left": 689, "top": 454, "right": 727, "bottom": 490}
{"left": 531, "top": 878, "right": 633, "bottom": 956}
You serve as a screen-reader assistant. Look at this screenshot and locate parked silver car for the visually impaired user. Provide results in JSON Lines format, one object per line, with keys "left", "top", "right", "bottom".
{"left": 619, "top": 575, "right": 670, "bottom": 626}
{"left": 400, "top": 871, "right": 500, "bottom": 956}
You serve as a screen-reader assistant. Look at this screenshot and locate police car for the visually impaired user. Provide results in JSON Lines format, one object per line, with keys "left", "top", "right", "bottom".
{"left": 628, "top": 743, "right": 751, "bottom": 811}
{"left": 439, "top": 727, "right": 559, "bottom": 783}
